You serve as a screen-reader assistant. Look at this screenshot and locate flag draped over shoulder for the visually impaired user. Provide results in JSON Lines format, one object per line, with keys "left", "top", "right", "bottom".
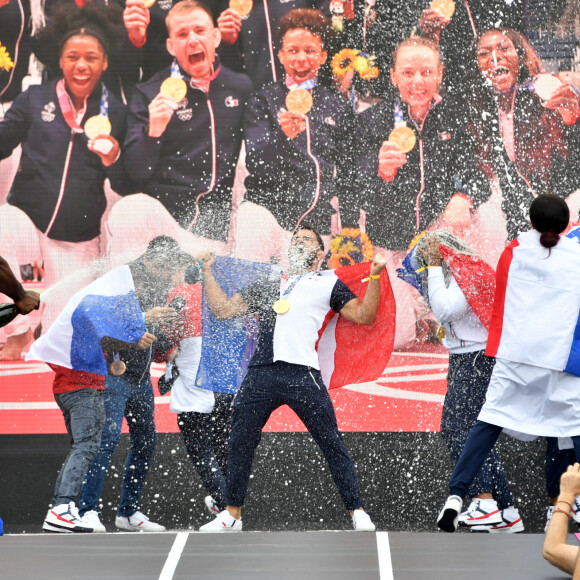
{"left": 397, "top": 242, "right": 495, "bottom": 330}
{"left": 439, "top": 246, "right": 495, "bottom": 330}
{"left": 195, "top": 258, "right": 396, "bottom": 393}
{"left": 26, "top": 266, "right": 145, "bottom": 376}
{"left": 486, "top": 229, "right": 580, "bottom": 376}
{"left": 195, "top": 256, "right": 271, "bottom": 394}
{"left": 318, "top": 261, "right": 396, "bottom": 389}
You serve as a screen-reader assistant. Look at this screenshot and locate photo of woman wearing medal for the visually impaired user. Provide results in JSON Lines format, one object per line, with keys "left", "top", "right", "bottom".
{"left": 463, "top": 27, "right": 580, "bottom": 255}
{"left": 342, "top": 35, "right": 490, "bottom": 350}
{"left": 0, "top": 3, "right": 133, "bottom": 356}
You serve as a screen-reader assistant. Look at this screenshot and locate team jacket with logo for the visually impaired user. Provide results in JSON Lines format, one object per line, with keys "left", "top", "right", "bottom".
{"left": 344, "top": 95, "right": 490, "bottom": 251}
{"left": 243, "top": 80, "right": 354, "bottom": 234}
{"left": 0, "top": 78, "right": 130, "bottom": 242}
{"left": 124, "top": 64, "right": 252, "bottom": 242}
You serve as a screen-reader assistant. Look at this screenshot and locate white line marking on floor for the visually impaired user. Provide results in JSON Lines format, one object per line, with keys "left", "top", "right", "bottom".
{"left": 376, "top": 532, "right": 394, "bottom": 580}
{"left": 159, "top": 532, "right": 189, "bottom": 580}
{"left": 344, "top": 383, "right": 445, "bottom": 403}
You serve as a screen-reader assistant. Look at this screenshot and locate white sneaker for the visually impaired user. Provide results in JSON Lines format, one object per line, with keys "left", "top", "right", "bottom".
{"left": 80, "top": 510, "right": 106, "bottom": 533}
{"left": 457, "top": 498, "right": 503, "bottom": 527}
{"left": 471, "top": 507, "right": 524, "bottom": 533}
{"left": 437, "top": 495, "right": 463, "bottom": 533}
{"left": 43, "top": 502, "right": 92, "bottom": 533}
{"left": 545, "top": 505, "right": 555, "bottom": 533}
{"left": 204, "top": 496, "right": 220, "bottom": 516}
{"left": 199, "top": 509, "right": 243, "bottom": 533}
{"left": 352, "top": 509, "right": 376, "bottom": 532}
{"left": 571, "top": 497, "right": 580, "bottom": 524}
{"left": 115, "top": 511, "right": 166, "bottom": 532}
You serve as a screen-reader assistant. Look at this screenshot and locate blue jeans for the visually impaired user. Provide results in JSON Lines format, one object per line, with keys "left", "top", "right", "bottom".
{"left": 441, "top": 351, "right": 513, "bottom": 508}
{"left": 226, "top": 362, "right": 363, "bottom": 511}
{"left": 79, "top": 375, "right": 157, "bottom": 518}
{"left": 53, "top": 388, "right": 106, "bottom": 506}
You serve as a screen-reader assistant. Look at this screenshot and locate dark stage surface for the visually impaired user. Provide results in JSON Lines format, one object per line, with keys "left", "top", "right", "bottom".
{"left": 0, "top": 531, "right": 571, "bottom": 580}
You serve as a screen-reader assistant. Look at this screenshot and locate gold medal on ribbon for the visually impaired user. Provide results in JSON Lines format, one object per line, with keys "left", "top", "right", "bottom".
{"left": 285, "top": 88, "right": 313, "bottom": 115}
{"left": 273, "top": 299, "right": 291, "bottom": 315}
{"left": 84, "top": 115, "right": 112, "bottom": 140}
{"left": 110, "top": 360, "right": 127, "bottom": 376}
{"left": 389, "top": 126, "right": 416, "bottom": 153}
{"left": 430, "top": 0, "right": 455, "bottom": 19}
{"left": 436, "top": 325, "right": 446, "bottom": 342}
{"left": 160, "top": 77, "right": 188, "bottom": 102}
{"left": 533, "top": 73, "right": 562, "bottom": 101}
{"left": 230, "top": 0, "right": 253, "bottom": 16}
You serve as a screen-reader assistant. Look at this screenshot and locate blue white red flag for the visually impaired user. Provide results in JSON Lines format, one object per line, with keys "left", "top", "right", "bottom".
{"left": 486, "top": 229, "right": 580, "bottom": 376}
{"left": 196, "top": 256, "right": 271, "bottom": 395}
{"left": 182, "top": 258, "right": 396, "bottom": 393}
{"left": 397, "top": 243, "right": 495, "bottom": 330}
{"left": 26, "top": 266, "right": 145, "bottom": 376}
{"left": 318, "top": 261, "right": 396, "bottom": 389}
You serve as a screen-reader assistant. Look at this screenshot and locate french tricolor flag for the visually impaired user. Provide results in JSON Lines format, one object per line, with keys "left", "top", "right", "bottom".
{"left": 486, "top": 229, "right": 580, "bottom": 376}
{"left": 189, "top": 258, "right": 396, "bottom": 393}
{"left": 318, "top": 262, "right": 396, "bottom": 389}
{"left": 26, "top": 266, "right": 146, "bottom": 376}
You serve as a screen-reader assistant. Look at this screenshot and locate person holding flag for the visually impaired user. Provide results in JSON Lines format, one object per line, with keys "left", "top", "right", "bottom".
{"left": 198, "top": 225, "right": 393, "bottom": 532}
{"left": 25, "top": 239, "right": 172, "bottom": 533}
{"left": 437, "top": 194, "right": 580, "bottom": 533}
{"left": 405, "top": 231, "right": 522, "bottom": 533}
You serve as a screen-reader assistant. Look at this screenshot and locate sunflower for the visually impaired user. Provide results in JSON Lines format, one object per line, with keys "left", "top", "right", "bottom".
{"left": 0, "top": 42, "right": 14, "bottom": 72}
{"left": 328, "top": 228, "right": 374, "bottom": 269}
{"left": 360, "top": 66, "right": 379, "bottom": 80}
{"left": 331, "top": 48, "right": 358, "bottom": 78}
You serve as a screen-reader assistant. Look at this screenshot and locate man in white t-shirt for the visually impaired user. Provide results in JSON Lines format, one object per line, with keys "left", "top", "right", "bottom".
{"left": 197, "top": 225, "right": 387, "bottom": 532}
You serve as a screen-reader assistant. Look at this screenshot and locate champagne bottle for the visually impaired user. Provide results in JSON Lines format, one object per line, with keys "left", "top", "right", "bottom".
{"left": 0, "top": 303, "right": 20, "bottom": 328}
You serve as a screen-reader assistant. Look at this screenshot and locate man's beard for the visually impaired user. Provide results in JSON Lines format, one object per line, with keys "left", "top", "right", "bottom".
{"left": 288, "top": 245, "right": 317, "bottom": 271}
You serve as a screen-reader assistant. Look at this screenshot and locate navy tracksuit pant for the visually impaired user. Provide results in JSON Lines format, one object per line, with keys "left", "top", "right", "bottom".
{"left": 226, "top": 361, "right": 363, "bottom": 511}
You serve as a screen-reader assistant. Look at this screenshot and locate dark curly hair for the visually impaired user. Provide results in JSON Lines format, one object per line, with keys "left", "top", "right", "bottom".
{"left": 34, "top": 2, "right": 124, "bottom": 72}
{"left": 278, "top": 9, "right": 333, "bottom": 49}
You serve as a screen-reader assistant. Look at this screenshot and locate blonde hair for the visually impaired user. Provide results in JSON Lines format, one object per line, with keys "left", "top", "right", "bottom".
{"left": 166, "top": 0, "right": 214, "bottom": 34}
{"left": 393, "top": 35, "right": 443, "bottom": 69}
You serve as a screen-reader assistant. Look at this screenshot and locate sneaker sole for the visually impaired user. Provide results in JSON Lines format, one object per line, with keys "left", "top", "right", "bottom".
{"left": 471, "top": 521, "right": 525, "bottom": 534}
{"left": 43, "top": 521, "right": 92, "bottom": 533}
{"left": 115, "top": 523, "right": 166, "bottom": 533}
{"left": 459, "top": 512, "right": 504, "bottom": 527}
{"left": 199, "top": 523, "right": 243, "bottom": 533}
{"left": 437, "top": 508, "right": 459, "bottom": 533}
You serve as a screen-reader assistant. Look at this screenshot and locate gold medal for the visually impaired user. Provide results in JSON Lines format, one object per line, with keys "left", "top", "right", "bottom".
{"left": 230, "top": 0, "right": 253, "bottom": 16}
{"left": 110, "top": 360, "right": 126, "bottom": 376}
{"left": 436, "top": 325, "right": 446, "bottom": 342}
{"left": 430, "top": 0, "right": 455, "bottom": 19}
{"left": 285, "top": 88, "right": 313, "bottom": 115}
{"left": 273, "top": 299, "right": 291, "bottom": 315}
{"left": 533, "top": 73, "right": 562, "bottom": 101}
{"left": 143, "top": 0, "right": 157, "bottom": 7}
{"left": 84, "top": 115, "right": 112, "bottom": 140}
{"left": 389, "top": 126, "right": 416, "bottom": 153}
{"left": 160, "top": 77, "right": 188, "bottom": 102}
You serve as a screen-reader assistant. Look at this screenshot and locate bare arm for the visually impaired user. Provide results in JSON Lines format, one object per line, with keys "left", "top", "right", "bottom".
{"left": 339, "top": 253, "right": 387, "bottom": 326}
{"left": 197, "top": 253, "right": 248, "bottom": 319}
{"left": 543, "top": 463, "right": 580, "bottom": 574}
{"left": 0, "top": 256, "right": 40, "bottom": 314}
{"left": 101, "top": 332, "right": 157, "bottom": 351}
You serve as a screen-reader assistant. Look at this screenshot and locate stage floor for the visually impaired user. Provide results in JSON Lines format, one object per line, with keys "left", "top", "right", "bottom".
{"left": 0, "top": 531, "right": 571, "bottom": 580}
